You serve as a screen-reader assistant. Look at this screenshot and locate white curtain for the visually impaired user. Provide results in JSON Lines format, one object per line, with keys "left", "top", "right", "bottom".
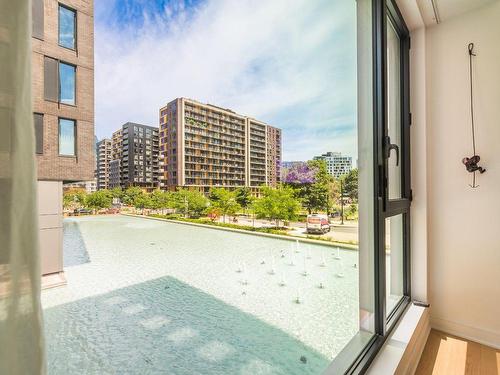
{"left": 0, "top": 0, "right": 46, "bottom": 373}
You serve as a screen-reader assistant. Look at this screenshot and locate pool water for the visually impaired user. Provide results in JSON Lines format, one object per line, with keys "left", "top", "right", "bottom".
{"left": 42, "top": 215, "right": 360, "bottom": 374}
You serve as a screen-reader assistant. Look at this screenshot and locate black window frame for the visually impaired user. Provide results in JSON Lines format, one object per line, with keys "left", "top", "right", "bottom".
{"left": 326, "top": 0, "right": 411, "bottom": 373}
{"left": 58, "top": 2, "right": 77, "bottom": 51}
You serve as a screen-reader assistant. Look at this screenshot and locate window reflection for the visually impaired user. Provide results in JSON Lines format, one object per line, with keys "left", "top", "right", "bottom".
{"left": 59, "top": 118, "right": 76, "bottom": 156}
{"left": 59, "top": 5, "right": 76, "bottom": 49}
{"left": 59, "top": 62, "right": 75, "bottom": 105}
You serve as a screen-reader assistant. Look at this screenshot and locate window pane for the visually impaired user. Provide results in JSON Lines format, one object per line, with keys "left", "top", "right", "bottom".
{"left": 59, "top": 118, "right": 75, "bottom": 156}
{"left": 385, "top": 214, "right": 404, "bottom": 315}
{"left": 32, "top": 0, "right": 44, "bottom": 39}
{"left": 44, "top": 56, "right": 58, "bottom": 102}
{"left": 387, "top": 18, "right": 402, "bottom": 200}
{"left": 59, "top": 5, "right": 75, "bottom": 49}
{"left": 34, "top": 113, "right": 43, "bottom": 154}
{"left": 59, "top": 62, "right": 75, "bottom": 105}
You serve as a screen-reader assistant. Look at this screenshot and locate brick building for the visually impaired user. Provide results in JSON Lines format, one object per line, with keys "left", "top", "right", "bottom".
{"left": 159, "top": 98, "right": 281, "bottom": 193}
{"left": 32, "top": 0, "right": 94, "bottom": 283}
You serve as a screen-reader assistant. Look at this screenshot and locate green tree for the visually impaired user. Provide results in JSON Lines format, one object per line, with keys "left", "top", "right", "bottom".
{"left": 110, "top": 187, "right": 123, "bottom": 200}
{"left": 172, "top": 189, "right": 209, "bottom": 218}
{"left": 234, "top": 187, "right": 253, "bottom": 211}
{"left": 63, "top": 190, "right": 86, "bottom": 211}
{"left": 253, "top": 185, "right": 301, "bottom": 227}
{"left": 84, "top": 190, "right": 112, "bottom": 212}
{"left": 122, "top": 186, "right": 143, "bottom": 206}
{"left": 341, "top": 168, "right": 358, "bottom": 202}
{"left": 209, "top": 188, "right": 241, "bottom": 223}
{"left": 132, "top": 191, "right": 152, "bottom": 214}
{"left": 150, "top": 190, "right": 172, "bottom": 214}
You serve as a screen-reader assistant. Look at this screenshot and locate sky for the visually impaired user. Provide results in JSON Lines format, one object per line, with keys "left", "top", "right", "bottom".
{"left": 95, "top": 0, "right": 357, "bottom": 162}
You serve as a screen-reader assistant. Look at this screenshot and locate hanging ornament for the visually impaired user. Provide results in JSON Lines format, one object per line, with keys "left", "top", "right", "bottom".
{"left": 462, "top": 42, "right": 486, "bottom": 188}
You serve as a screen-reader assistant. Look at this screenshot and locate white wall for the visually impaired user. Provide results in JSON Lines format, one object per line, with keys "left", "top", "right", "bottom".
{"left": 38, "top": 180, "right": 63, "bottom": 275}
{"left": 425, "top": 1, "right": 500, "bottom": 348}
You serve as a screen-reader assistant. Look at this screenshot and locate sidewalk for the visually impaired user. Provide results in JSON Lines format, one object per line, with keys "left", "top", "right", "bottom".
{"left": 217, "top": 215, "right": 359, "bottom": 245}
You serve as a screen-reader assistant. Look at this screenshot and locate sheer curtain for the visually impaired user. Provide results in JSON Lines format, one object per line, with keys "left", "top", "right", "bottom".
{"left": 0, "top": 0, "right": 46, "bottom": 373}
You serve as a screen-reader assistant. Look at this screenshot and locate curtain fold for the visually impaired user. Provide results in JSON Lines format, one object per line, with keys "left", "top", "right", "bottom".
{"left": 0, "top": 0, "right": 46, "bottom": 373}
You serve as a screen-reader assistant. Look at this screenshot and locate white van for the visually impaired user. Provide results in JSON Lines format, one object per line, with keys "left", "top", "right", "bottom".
{"left": 306, "top": 214, "right": 331, "bottom": 234}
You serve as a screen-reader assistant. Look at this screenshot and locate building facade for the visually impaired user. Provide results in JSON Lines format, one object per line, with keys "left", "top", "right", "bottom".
{"left": 32, "top": 0, "right": 94, "bottom": 281}
{"left": 63, "top": 179, "right": 97, "bottom": 193}
{"left": 120, "top": 122, "right": 159, "bottom": 190}
{"left": 159, "top": 98, "right": 281, "bottom": 193}
{"left": 313, "top": 152, "right": 353, "bottom": 178}
{"left": 96, "top": 138, "right": 111, "bottom": 189}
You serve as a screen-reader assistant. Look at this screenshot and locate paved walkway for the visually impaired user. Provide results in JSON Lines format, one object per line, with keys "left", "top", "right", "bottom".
{"left": 217, "top": 216, "right": 359, "bottom": 245}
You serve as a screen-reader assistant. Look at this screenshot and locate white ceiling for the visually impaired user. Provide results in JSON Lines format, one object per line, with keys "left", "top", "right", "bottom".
{"left": 434, "top": 0, "right": 498, "bottom": 22}
{"left": 398, "top": 0, "right": 499, "bottom": 29}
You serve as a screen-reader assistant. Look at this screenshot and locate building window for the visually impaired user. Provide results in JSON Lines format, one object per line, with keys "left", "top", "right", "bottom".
{"left": 58, "top": 4, "right": 76, "bottom": 50}
{"left": 44, "top": 58, "right": 76, "bottom": 105}
{"left": 34, "top": 113, "right": 44, "bottom": 154}
{"left": 59, "top": 118, "right": 76, "bottom": 156}
{"left": 32, "top": 0, "right": 44, "bottom": 39}
{"left": 59, "top": 62, "right": 76, "bottom": 105}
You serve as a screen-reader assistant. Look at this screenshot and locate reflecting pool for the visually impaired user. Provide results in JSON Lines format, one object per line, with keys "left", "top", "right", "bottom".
{"left": 43, "top": 215, "right": 359, "bottom": 374}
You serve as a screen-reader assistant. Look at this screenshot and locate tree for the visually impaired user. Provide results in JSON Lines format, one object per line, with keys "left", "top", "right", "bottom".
{"left": 209, "top": 188, "right": 241, "bottom": 223}
{"left": 285, "top": 160, "right": 332, "bottom": 214}
{"left": 172, "top": 189, "right": 209, "bottom": 218}
{"left": 234, "top": 187, "right": 253, "bottom": 211}
{"left": 150, "top": 190, "right": 172, "bottom": 214}
{"left": 341, "top": 168, "right": 358, "bottom": 202}
{"left": 63, "top": 189, "right": 86, "bottom": 211}
{"left": 253, "top": 185, "right": 301, "bottom": 227}
{"left": 84, "top": 190, "right": 112, "bottom": 212}
{"left": 132, "top": 191, "right": 152, "bottom": 214}
{"left": 110, "top": 187, "right": 123, "bottom": 200}
{"left": 121, "top": 186, "right": 143, "bottom": 206}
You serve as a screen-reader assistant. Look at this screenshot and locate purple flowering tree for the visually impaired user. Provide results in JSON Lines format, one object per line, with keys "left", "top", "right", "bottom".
{"left": 281, "top": 162, "right": 318, "bottom": 185}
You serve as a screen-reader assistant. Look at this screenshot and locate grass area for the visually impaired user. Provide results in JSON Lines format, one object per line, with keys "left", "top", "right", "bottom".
{"left": 305, "top": 235, "right": 358, "bottom": 246}
{"left": 146, "top": 213, "right": 358, "bottom": 249}
{"left": 148, "top": 214, "right": 288, "bottom": 235}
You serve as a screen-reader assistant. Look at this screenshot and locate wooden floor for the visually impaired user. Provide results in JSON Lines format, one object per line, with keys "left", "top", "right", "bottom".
{"left": 415, "top": 329, "right": 500, "bottom": 375}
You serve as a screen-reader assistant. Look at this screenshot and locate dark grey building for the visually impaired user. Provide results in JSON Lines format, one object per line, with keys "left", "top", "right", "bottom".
{"left": 108, "top": 159, "right": 121, "bottom": 189}
{"left": 121, "top": 122, "right": 159, "bottom": 190}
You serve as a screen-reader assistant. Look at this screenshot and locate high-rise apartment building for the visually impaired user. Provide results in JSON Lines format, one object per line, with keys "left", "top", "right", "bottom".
{"left": 313, "top": 152, "right": 353, "bottom": 178}
{"left": 120, "top": 122, "right": 159, "bottom": 190}
{"left": 266, "top": 125, "right": 282, "bottom": 187}
{"left": 109, "top": 129, "right": 123, "bottom": 188}
{"left": 159, "top": 98, "right": 281, "bottom": 192}
{"left": 96, "top": 139, "right": 111, "bottom": 189}
{"left": 32, "top": 0, "right": 94, "bottom": 282}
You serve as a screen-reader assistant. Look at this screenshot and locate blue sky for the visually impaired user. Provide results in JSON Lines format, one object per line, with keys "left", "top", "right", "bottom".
{"left": 95, "top": 0, "right": 357, "bottom": 161}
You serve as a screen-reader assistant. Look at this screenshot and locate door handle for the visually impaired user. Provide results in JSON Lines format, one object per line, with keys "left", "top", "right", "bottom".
{"left": 385, "top": 136, "right": 400, "bottom": 166}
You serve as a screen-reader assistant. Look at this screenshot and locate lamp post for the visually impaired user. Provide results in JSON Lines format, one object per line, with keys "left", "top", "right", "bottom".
{"left": 340, "top": 179, "right": 344, "bottom": 225}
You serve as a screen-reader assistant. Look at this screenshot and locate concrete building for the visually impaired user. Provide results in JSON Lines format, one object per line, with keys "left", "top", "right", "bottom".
{"left": 313, "top": 152, "right": 353, "bottom": 178}
{"left": 32, "top": 0, "right": 94, "bottom": 283}
{"left": 96, "top": 138, "right": 111, "bottom": 190}
{"left": 118, "top": 122, "right": 160, "bottom": 190}
{"left": 159, "top": 98, "right": 281, "bottom": 193}
{"left": 63, "top": 179, "right": 97, "bottom": 194}
{"left": 108, "top": 129, "right": 123, "bottom": 188}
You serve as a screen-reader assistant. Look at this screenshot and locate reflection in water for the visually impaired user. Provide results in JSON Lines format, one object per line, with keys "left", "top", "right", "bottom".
{"left": 63, "top": 219, "right": 90, "bottom": 267}
{"left": 44, "top": 276, "right": 329, "bottom": 375}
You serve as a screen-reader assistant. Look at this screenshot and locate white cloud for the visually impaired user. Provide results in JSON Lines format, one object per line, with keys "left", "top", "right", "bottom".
{"left": 95, "top": 0, "right": 357, "bottom": 161}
